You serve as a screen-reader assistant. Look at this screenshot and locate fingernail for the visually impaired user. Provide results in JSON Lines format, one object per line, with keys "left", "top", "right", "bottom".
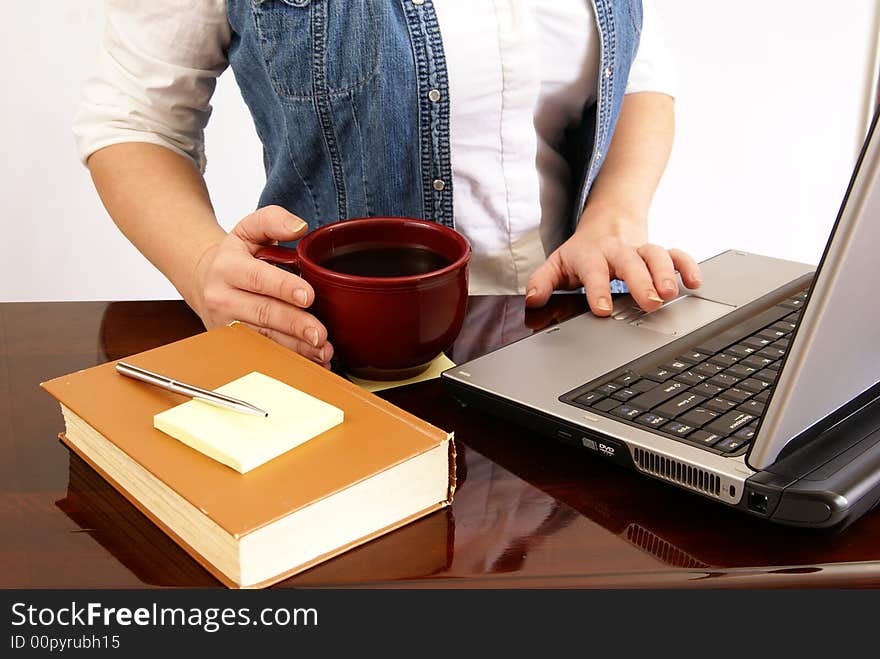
{"left": 691, "top": 273, "right": 703, "bottom": 286}
{"left": 318, "top": 347, "right": 326, "bottom": 362}
{"left": 294, "top": 289, "right": 308, "bottom": 306}
{"left": 596, "top": 297, "right": 612, "bottom": 312}
{"left": 305, "top": 327, "right": 319, "bottom": 347}
{"left": 284, "top": 216, "right": 307, "bottom": 232}
{"left": 662, "top": 279, "right": 676, "bottom": 294}
{"left": 525, "top": 287, "right": 538, "bottom": 300}
{"left": 647, "top": 291, "right": 664, "bottom": 304}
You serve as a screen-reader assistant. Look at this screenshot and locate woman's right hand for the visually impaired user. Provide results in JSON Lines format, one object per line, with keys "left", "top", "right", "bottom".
{"left": 192, "top": 205, "right": 333, "bottom": 367}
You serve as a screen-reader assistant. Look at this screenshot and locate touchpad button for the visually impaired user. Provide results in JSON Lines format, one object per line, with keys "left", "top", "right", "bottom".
{"left": 628, "top": 296, "right": 735, "bottom": 336}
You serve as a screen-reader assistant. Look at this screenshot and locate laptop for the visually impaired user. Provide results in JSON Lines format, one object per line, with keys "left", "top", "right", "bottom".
{"left": 441, "top": 106, "right": 880, "bottom": 529}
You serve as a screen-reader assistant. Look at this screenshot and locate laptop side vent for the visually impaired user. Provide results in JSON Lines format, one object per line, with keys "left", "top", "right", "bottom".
{"left": 632, "top": 447, "right": 721, "bottom": 497}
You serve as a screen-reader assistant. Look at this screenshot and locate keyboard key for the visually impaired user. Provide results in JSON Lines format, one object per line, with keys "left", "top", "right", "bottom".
{"left": 726, "top": 364, "right": 758, "bottom": 379}
{"left": 705, "top": 411, "right": 757, "bottom": 436}
{"left": 574, "top": 390, "right": 606, "bottom": 406}
{"left": 660, "top": 360, "right": 691, "bottom": 374}
{"left": 757, "top": 328, "right": 787, "bottom": 342}
{"left": 742, "top": 355, "right": 775, "bottom": 370}
{"left": 780, "top": 298, "right": 804, "bottom": 310}
{"left": 611, "top": 388, "right": 640, "bottom": 402}
{"left": 612, "top": 405, "right": 643, "bottom": 420}
{"left": 677, "top": 408, "right": 719, "bottom": 428}
{"left": 733, "top": 424, "right": 758, "bottom": 441}
{"left": 629, "top": 379, "right": 657, "bottom": 393}
{"left": 737, "top": 399, "right": 765, "bottom": 416}
{"left": 771, "top": 320, "right": 797, "bottom": 334}
{"left": 655, "top": 392, "right": 707, "bottom": 419}
{"left": 708, "top": 353, "right": 739, "bottom": 368}
{"left": 691, "top": 382, "right": 723, "bottom": 398}
{"left": 674, "top": 371, "right": 707, "bottom": 386}
{"left": 727, "top": 344, "right": 757, "bottom": 358}
{"left": 708, "top": 373, "right": 740, "bottom": 388}
{"left": 705, "top": 397, "right": 738, "bottom": 413}
{"left": 676, "top": 351, "right": 710, "bottom": 364}
{"left": 715, "top": 436, "right": 750, "bottom": 452}
{"left": 597, "top": 382, "right": 623, "bottom": 396}
{"left": 693, "top": 362, "right": 725, "bottom": 378}
{"left": 753, "top": 369, "right": 778, "bottom": 384}
{"left": 742, "top": 336, "right": 773, "bottom": 350}
{"left": 771, "top": 337, "right": 791, "bottom": 351}
{"left": 662, "top": 421, "right": 695, "bottom": 437}
{"left": 739, "top": 378, "right": 772, "bottom": 393}
{"left": 635, "top": 413, "right": 668, "bottom": 428}
{"left": 718, "top": 387, "right": 752, "bottom": 404}
{"left": 614, "top": 371, "right": 640, "bottom": 386}
{"left": 593, "top": 398, "right": 620, "bottom": 412}
{"left": 754, "top": 389, "right": 772, "bottom": 403}
{"left": 768, "top": 362, "right": 782, "bottom": 371}
{"left": 628, "top": 381, "right": 687, "bottom": 410}
{"left": 756, "top": 346, "right": 786, "bottom": 360}
{"left": 687, "top": 430, "right": 724, "bottom": 447}
{"left": 643, "top": 366, "right": 677, "bottom": 383}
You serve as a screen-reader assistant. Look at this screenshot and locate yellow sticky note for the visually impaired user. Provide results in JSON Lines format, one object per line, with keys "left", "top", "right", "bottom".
{"left": 347, "top": 353, "right": 456, "bottom": 393}
{"left": 154, "top": 371, "right": 343, "bottom": 474}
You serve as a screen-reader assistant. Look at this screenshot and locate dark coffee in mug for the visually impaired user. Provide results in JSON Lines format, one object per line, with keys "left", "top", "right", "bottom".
{"left": 319, "top": 245, "right": 450, "bottom": 278}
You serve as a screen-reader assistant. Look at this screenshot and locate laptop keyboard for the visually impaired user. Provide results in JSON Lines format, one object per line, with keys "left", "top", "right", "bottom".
{"left": 562, "top": 290, "right": 808, "bottom": 455}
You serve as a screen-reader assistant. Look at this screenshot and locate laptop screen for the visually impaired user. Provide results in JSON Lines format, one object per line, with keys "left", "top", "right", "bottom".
{"left": 749, "top": 106, "right": 880, "bottom": 469}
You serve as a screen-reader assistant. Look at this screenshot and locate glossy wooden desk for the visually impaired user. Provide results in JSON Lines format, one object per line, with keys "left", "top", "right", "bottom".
{"left": 3, "top": 298, "right": 880, "bottom": 588}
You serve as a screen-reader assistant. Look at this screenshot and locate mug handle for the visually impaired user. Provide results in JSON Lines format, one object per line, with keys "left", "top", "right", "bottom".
{"left": 254, "top": 246, "right": 301, "bottom": 274}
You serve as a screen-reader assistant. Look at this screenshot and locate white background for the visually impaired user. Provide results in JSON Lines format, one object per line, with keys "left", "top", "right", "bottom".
{"left": 2, "top": 1, "right": 878, "bottom": 302}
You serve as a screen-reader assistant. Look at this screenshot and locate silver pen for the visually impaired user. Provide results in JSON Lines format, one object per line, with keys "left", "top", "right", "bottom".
{"left": 115, "top": 361, "right": 269, "bottom": 417}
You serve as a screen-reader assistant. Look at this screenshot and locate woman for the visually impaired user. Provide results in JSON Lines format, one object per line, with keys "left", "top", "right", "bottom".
{"left": 74, "top": 0, "right": 701, "bottom": 367}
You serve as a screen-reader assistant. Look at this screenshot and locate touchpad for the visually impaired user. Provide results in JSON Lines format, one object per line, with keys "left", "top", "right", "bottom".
{"left": 628, "top": 296, "right": 735, "bottom": 336}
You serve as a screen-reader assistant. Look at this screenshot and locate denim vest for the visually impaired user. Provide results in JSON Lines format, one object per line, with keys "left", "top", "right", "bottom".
{"left": 226, "top": 0, "right": 642, "bottom": 236}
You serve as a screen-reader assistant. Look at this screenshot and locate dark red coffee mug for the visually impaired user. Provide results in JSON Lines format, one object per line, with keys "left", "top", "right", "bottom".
{"left": 255, "top": 217, "right": 471, "bottom": 380}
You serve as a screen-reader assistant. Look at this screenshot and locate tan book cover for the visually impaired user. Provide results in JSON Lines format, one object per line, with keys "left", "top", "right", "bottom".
{"left": 41, "top": 322, "right": 456, "bottom": 588}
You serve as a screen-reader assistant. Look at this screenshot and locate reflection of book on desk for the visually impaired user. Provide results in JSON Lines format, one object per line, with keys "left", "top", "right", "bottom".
{"left": 56, "top": 453, "right": 218, "bottom": 587}
{"left": 41, "top": 323, "right": 456, "bottom": 589}
{"left": 56, "top": 452, "right": 455, "bottom": 587}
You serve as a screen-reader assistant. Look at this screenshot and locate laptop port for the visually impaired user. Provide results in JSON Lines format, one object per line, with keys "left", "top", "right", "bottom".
{"left": 747, "top": 490, "right": 769, "bottom": 514}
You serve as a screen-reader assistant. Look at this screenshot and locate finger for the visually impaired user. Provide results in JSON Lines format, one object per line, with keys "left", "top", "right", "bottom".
{"left": 669, "top": 248, "right": 703, "bottom": 289}
{"left": 637, "top": 244, "right": 679, "bottom": 300}
{"left": 525, "top": 257, "right": 565, "bottom": 308}
{"left": 243, "top": 323, "right": 334, "bottom": 366}
{"left": 225, "top": 255, "right": 316, "bottom": 308}
{"left": 608, "top": 246, "right": 664, "bottom": 312}
{"left": 232, "top": 205, "right": 309, "bottom": 248}
{"left": 211, "top": 288, "right": 329, "bottom": 348}
{"left": 570, "top": 247, "right": 614, "bottom": 317}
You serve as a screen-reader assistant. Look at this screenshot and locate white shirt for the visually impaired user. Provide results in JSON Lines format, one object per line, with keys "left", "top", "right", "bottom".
{"left": 74, "top": 1, "right": 675, "bottom": 295}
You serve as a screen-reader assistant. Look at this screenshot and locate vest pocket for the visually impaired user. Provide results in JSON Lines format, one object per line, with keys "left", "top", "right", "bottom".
{"left": 253, "top": 0, "right": 380, "bottom": 99}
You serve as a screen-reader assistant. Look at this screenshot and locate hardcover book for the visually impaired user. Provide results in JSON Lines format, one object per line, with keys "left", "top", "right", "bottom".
{"left": 41, "top": 323, "right": 456, "bottom": 588}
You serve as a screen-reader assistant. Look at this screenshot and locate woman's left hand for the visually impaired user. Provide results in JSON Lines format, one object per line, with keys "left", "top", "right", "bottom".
{"left": 525, "top": 207, "right": 703, "bottom": 316}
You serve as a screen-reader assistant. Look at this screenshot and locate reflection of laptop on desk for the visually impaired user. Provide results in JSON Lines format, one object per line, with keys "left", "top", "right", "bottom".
{"left": 443, "top": 107, "right": 880, "bottom": 529}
